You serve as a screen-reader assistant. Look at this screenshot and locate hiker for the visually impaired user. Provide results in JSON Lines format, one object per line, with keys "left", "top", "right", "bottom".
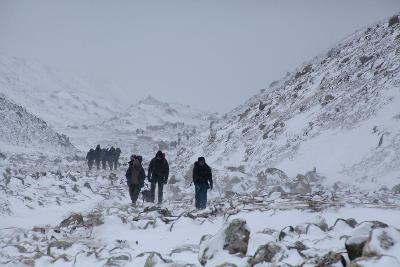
{"left": 94, "top": 145, "right": 102, "bottom": 170}
{"left": 114, "top": 148, "right": 121, "bottom": 170}
{"left": 108, "top": 146, "right": 116, "bottom": 170}
{"left": 101, "top": 148, "right": 108, "bottom": 170}
{"left": 148, "top": 151, "right": 169, "bottom": 204}
{"left": 125, "top": 155, "right": 145, "bottom": 206}
{"left": 86, "top": 148, "right": 95, "bottom": 170}
{"left": 192, "top": 157, "right": 213, "bottom": 209}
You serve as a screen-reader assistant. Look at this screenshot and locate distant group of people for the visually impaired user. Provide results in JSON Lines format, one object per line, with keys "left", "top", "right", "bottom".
{"left": 86, "top": 145, "right": 121, "bottom": 171}
{"left": 125, "top": 151, "right": 213, "bottom": 209}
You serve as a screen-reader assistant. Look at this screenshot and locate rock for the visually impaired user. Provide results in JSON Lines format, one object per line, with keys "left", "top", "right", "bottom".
{"left": 105, "top": 255, "right": 130, "bottom": 266}
{"left": 346, "top": 236, "right": 368, "bottom": 261}
{"left": 288, "top": 241, "right": 308, "bottom": 251}
{"left": 142, "top": 252, "right": 173, "bottom": 267}
{"left": 315, "top": 251, "right": 346, "bottom": 267}
{"left": 388, "top": 15, "right": 400, "bottom": 27}
{"left": 331, "top": 218, "right": 358, "bottom": 231}
{"left": 349, "top": 255, "right": 400, "bottom": 267}
{"left": 248, "top": 242, "right": 284, "bottom": 266}
{"left": 72, "top": 184, "right": 79, "bottom": 193}
{"left": 59, "top": 213, "right": 84, "bottom": 228}
{"left": 85, "top": 212, "right": 104, "bottom": 227}
{"left": 215, "top": 263, "right": 238, "bottom": 267}
{"left": 321, "top": 94, "right": 335, "bottom": 106}
{"left": 359, "top": 56, "right": 373, "bottom": 65}
{"left": 83, "top": 181, "right": 92, "bottom": 191}
{"left": 392, "top": 184, "right": 400, "bottom": 194}
{"left": 46, "top": 241, "right": 73, "bottom": 255}
{"left": 295, "top": 64, "right": 313, "bottom": 79}
{"left": 345, "top": 221, "right": 388, "bottom": 261}
{"left": 223, "top": 219, "right": 250, "bottom": 256}
{"left": 363, "top": 226, "right": 400, "bottom": 259}
{"left": 198, "top": 219, "right": 250, "bottom": 266}
{"left": 278, "top": 226, "right": 295, "bottom": 241}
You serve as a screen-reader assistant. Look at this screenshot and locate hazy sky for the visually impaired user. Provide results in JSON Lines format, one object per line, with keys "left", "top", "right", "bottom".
{"left": 0, "top": 1, "right": 399, "bottom": 112}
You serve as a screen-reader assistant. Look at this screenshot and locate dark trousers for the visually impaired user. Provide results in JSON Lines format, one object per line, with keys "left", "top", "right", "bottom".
{"left": 113, "top": 161, "right": 118, "bottom": 170}
{"left": 102, "top": 160, "right": 107, "bottom": 170}
{"left": 150, "top": 179, "right": 164, "bottom": 204}
{"left": 108, "top": 161, "right": 113, "bottom": 170}
{"left": 88, "top": 161, "right": 93, "bottom": 170}
{"left": 195, "top": 183, "right": 208, "bottom": 209}
{"left": 128, "top": 184, "right": 141, "bottom": 204}
{"left": 96, "top": 160, "right": 100, "bottom": 170}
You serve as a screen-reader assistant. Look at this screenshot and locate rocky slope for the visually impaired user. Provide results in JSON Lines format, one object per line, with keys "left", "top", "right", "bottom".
{"left": 176, "top": 14, "right": 400, "bottom": 192}
{"left": 0, "top": 95, "right": 76, "bottom": 154}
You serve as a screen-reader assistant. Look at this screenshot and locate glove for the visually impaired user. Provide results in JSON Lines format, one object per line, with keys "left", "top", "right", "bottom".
{"left": 210, "top": 184, "right": 213, "bottom": 190}
{"left": 164, "top": 179, "right": 168, "bottom": 185}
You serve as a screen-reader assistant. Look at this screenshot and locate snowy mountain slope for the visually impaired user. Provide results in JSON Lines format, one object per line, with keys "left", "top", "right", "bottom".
{"left": 0, "top": 95, "right": 76, "bottom": 154}
{"left": 176, "top": 15, "right": 400, "bottom": 190}
{"left": 64, "top": 95, "right": 217, "bottom": 157}
{"left": 0, "top": 54, "right": 125, "bottom": 132}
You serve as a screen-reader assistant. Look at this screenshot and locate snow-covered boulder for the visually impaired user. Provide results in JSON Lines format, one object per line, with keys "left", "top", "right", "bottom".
{"left": 363, "top": 226, "right": 400, "bottom": 260}
{"left": 348, "top": 255, "right": 400, "bottom": 267}
{"left": 198, "top": 219, "right": 250, "bottom": 266}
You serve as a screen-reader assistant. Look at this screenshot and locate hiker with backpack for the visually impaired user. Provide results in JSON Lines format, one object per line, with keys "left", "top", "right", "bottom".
{"left": 125, "top": 155, "right": 146, "bottom": 206}
{"left": 192, "top": 157, "right": 213, "bottom": 209}
{"left": 148, "top": 151, "right": 169, "bottom": 205}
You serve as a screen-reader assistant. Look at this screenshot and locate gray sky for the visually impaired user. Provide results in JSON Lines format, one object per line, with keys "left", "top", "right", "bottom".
{"left": 0, "top": 0, "right": 399, "bottom": 112}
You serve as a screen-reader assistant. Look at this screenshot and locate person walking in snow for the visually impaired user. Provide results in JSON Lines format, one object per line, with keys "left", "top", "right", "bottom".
{"left": 114, "top": 147, "right": 121, "bottom": 170}
{"left": 86, "top": 148, "right": 95, "bottom": 170}
{"left": 108, "top": 146, "right": 116, "bottom": 170}
{"left": 94, "top": 144, "right": 102, "bottom": 170}
{"left": 101, "top": 148, "right": 108, "bottom": 170}
{"left": 192, "top": 157, "right": 213, "bottom": 209}
{"left": 148, "top": 151, "right": 169, "bottom": 205}
{"left": 125, "top": 155, "right": 146, "bottom": 206}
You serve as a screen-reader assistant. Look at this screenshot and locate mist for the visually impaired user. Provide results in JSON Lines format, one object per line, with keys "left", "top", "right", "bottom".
{"left": 0, "top": 0, "right": 398, "bottom": 112}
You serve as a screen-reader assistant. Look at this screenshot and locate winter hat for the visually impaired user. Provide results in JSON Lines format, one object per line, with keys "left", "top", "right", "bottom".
{"left": 198, "top": 157, "right": 205, "bottom": 163}
{"left": 156, "top": 151, "right": 163, "bottom": 158}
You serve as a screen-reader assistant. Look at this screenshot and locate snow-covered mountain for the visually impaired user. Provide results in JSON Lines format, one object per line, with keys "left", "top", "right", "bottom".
{"left": 0, "top": 95, "right": 76, "bottom": 154}
{"left": 0, "top": 54, "right": 125, "bottom": 133}
{"left": 177, "top": 14, "right": 400, "bottom": 191}
{"left": 105, "top": 95, "right": 215, "bottom": 130}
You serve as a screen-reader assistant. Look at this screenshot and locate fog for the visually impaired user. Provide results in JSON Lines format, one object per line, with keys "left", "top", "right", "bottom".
{"left": 0, "top": 0, "right": 398, "bottom": 112}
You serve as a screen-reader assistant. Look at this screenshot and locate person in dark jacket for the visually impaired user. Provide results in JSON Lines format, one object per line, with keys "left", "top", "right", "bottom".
{"left": 94, "top": 145, "right": 102, "bottom": 170}
{"left": 114, "top": 148, "right": 121, "bottom": 170}
{"left": 192, "top": 157, "right": 213, "bottom": 209}
{"left": 86, "top": 148, "right": 95, "bottom": 170}
{"left": 108, "top": 146, "right": 116, "bottom": 170}
{"left": 125, "top": 155, "right": 146, "bottom": 206}
{"left": 148, "top": 150, "right": 169, "bottom": 204}
{"left": 101, "top": 148, "right": 108, "bottom": 170}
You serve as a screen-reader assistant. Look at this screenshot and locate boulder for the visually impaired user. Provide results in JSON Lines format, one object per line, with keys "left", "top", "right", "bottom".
{"left": 223, "top": 219, "right": 250, "bottom": 256}
{"left": 363, "top": 226, "right": 400, "bottom": 259}
{"left": 392, "top": 184, "right": 400, "bottom": 194}
{"left": 59, "top": 213, "right": 84, "bottom": 228}
{"left": 345, "top": 221, "right": 388, "bottom": 261}
{"left": 349, "top": 255, "right": 400, "bottom": 267}
{"left": 248, "top": 242, "right": 285, "bottom": 266}
{"left": 198, "top": 219, "right": 250, "bottom": 266}
{"left": 315, "top": 251, "right": 346, "bottom": 267}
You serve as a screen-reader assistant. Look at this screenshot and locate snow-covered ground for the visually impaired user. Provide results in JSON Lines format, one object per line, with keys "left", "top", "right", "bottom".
{"left": 1, "top": 14, "right": 400, "bottom": 267}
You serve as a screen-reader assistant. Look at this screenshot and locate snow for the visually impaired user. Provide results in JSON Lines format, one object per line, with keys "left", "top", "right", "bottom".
{"left": 1, "top": 12, "right": 400, "bottom": 267}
